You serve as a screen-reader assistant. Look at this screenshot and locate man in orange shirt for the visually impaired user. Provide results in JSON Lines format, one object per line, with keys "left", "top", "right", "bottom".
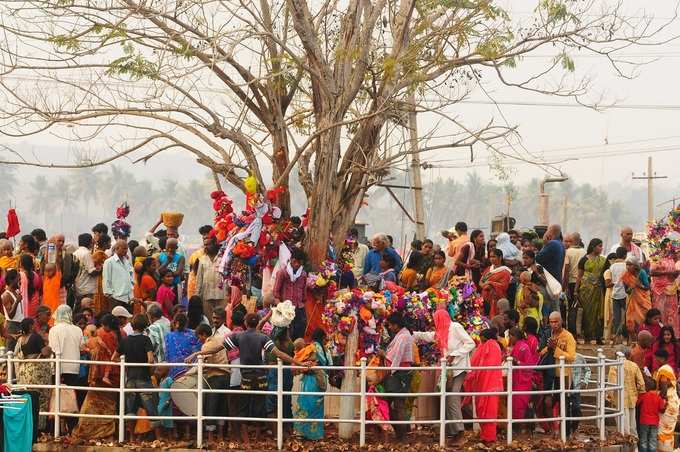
{"left": 444, "top": 222, "right": 469, "bottom": 273}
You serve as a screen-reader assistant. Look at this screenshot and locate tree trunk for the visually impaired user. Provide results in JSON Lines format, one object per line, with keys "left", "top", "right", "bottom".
{"left": 271, "top": 114, "right": 292, "bottom": 217}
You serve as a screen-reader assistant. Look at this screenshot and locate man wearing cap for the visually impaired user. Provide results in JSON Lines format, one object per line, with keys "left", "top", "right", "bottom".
{"left": 103, "top": 240, "right": 135, "bottom": 312}
{"left": 113, "top": 305, "right": 134, "bottom": 335}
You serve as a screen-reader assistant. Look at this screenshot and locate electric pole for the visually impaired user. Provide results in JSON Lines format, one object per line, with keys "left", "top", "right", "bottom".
{"left": 632, "top": 156, "right": 667, "bottom": 223}
{"left": 407, "top": 92, "right": 426, "bottom": 240}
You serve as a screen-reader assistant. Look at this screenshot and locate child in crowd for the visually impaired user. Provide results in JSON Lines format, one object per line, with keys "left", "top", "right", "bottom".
{"left": 157, "top": 269, "right": 176, "bottom": 319}
{"left": 42, "top": 262, "right": 62, "bottom": 315}
{"left": 293, "top": 338, "right": 306, "bottom": 354}
{"left": 379, "top": 253, "right": 397, "bottom": 285}
{"left": 637, "top": 378, "right": 666, "bottom": 452}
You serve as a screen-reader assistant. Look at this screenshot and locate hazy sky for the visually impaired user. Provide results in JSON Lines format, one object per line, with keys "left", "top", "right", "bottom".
{"left": 3, "top": 1, "right": 680, "bottom": 207}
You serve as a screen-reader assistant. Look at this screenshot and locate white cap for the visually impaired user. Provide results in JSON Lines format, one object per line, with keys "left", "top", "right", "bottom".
{"left": 111, "top": 306, "right": 133, "bottom": 318}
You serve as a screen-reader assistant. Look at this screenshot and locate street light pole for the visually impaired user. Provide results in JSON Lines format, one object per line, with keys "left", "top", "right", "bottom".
{"left": 538, "top": 176, "right": 569, "bottom": 227}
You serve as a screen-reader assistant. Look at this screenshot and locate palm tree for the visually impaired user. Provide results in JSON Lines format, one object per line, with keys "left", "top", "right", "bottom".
{"left": 100, "top": 165, "right": 137, "bottom": 213}
{"left": 29, "top": 175, "right": 51, "bottom": 225}
{"left": 69, "top": 167, "right": 101, "bottom": 217}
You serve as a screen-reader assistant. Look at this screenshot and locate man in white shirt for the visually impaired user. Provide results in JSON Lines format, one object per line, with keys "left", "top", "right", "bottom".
{"left": 606, "top": 247, "right": 628, "bottom": 341}
{"left": 48, "top": 305, "right": 84, "bottom": 429}
{"left": 413, "top": 317, "right": 476, "bottom": 444}
{"left": 610, "top": 226, "right": 646, "bottom": 265}
{"left": 196, "top": 237, "right": 228, "bottom": 317}
{"left": 73, "top": 233, "right": 99, "bottom": 303}
{"left": 212, "top": 306, "right": 231, "bottom": 339}
{"left": 563, "top": 233, "right": 586, "bottom": 336}
{"left": 103, "top": 240, "right": 134, "bottom": 312}
{"left": 349, "top": 228, "right": 369, "bottom": 279}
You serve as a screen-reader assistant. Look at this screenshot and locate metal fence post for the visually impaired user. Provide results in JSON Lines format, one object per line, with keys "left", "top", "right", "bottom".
{"left": 118, "top": 355, "right": 126, "bottom": 443}
{"left": 597, "top": 349, "right": 605, "bottom": 441}
{"left": 506, "top": 355, "right": 513, "bottom": 445}
{"left": 197, "top": 356, "right": 204, "bottom": 449}
{"left": 54, "top": 352, "right": 61, "bottom": 438}
{"left": 276, "top": 359, "right": 283, "bottom": 451}
{"left": 6, "top": 351, "right": 13, "bottom": 385}
{"left": 616, "top": 351, "right": 626, "bottom": 435}
{"left": 439, "top": 358, "right": 447, "bottom": 448}
{"left": 359, "top": 357, "right": 367, "bottom": 448}
{"left": 559, "top": 356, "right": 566, "bottom": 443}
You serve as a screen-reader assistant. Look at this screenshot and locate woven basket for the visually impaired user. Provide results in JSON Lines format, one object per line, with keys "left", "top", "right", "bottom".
{"left": 161, "top": 212, "right": 184, "bottom": 228}
{"left": 243, "top": 295, "right": 257, "bottom": 314}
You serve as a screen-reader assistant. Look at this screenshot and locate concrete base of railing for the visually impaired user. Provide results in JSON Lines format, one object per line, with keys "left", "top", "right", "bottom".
{"left": 32, "top": 443, "right": 637, "bottom": 452}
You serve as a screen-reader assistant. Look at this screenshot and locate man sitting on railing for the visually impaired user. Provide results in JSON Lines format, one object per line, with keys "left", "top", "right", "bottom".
{"left": 186, "top": 312, "right": 308, "bottom": 449}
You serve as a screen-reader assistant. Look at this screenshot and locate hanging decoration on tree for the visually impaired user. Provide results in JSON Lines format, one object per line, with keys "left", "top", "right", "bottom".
{"left": 321, "top": 279, "right": 489, "bottom": 365}
{"left": 647, "top": 206, "right": 680, "bottom": 261}
{"left": 111, "top": 202, "right": 131, "bottom": 239}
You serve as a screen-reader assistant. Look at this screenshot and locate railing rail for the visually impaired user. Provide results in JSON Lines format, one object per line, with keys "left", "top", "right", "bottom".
{"left": 1, "top": 349, "right": 625, "bottom": 449}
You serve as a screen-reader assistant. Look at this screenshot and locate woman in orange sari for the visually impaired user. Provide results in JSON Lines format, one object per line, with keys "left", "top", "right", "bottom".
{"left": 72, "top": 314, "right": 120, "bottom": 441}
{"left": 424, "top": 251, "right": 449, "bottom": 288}
{"left": 92, "top": 234, "right": 111, "bottom": 315}
{"left": 480, "top": 249, "right": 511, "bottom": 318}
{"left": 465, "top": 328, "right": 503, "bottom": 443}
{"left": 622, "top": 255, "right": 652, "bottom": 337}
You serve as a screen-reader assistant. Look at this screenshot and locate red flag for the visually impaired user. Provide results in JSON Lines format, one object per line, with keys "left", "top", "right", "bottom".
{"left": 6, "top": 208, "right": 20, "bottom": 238}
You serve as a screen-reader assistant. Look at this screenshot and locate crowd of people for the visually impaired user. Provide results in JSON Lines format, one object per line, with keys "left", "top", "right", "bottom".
{"left": 0, "top": 217, "right": 678, "bottom": 450}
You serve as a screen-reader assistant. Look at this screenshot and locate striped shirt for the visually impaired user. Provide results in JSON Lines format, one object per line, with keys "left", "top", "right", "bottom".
{"left": 223, "top": 329, "right": 275, "bottom": 366}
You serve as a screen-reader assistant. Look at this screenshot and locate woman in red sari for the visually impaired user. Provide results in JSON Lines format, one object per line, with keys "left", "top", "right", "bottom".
{"left": 480, "top": 249, "right": 511, "bottom": 318}
{"left": 72, "top": 314, "right": 120, "bottom": 441}
{"left": 465, "top": 328, "right": 503, "bottom": 443}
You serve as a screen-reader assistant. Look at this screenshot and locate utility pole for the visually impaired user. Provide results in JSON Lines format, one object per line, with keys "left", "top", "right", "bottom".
{"left": 632, "top": 156, "right": 667, "bottom": 223}
{"left": 407, "top": 92, "right": 426, "bottom": 240}
{"left": 562, "top": 196, "right": 568, "bottom": 233}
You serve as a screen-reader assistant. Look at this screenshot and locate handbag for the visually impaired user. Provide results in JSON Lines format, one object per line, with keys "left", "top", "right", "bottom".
{"left": 543, "top": 270, "right": 563, "bottom": 299}
{"left": 49, "top": 388, "right": 79, "bottom": 414}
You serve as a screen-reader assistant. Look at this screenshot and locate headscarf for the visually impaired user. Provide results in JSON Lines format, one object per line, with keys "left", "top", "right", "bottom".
{"left": 433, "top": 304, "right": 451, "bottom": 353}
{"left": 655, "top": 364, "right": 677, "bottom": 388}
{"left": 495, "top": 233, "right": 520, "bottom": 261}
{"left": 54, "top": 305, "right": 73, "bottom": 324}
{"left": 626, "top": 254, "right": 641, "bottom": 268}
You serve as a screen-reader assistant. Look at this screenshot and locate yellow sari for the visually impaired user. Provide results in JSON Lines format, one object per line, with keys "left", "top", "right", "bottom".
{"left": 655, "top": 364, "right": 679, "bottom": 451}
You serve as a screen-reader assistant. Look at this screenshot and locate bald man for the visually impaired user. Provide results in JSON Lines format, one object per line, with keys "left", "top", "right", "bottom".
{"left": 540, "top": 312, "right": 577, "bottom": 435}
{"left": 103, "top": 239, "right": 134, "bottom": 312}
{"left": 610, "top": 226, "right": 646, "bottom": 265}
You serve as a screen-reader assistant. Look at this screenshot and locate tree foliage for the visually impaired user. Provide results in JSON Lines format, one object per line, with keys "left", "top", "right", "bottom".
{"left": 0, "top": 0, "right": 673, "bottom": 263}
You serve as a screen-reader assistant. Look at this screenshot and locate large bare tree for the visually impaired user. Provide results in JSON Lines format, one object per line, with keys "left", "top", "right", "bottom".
{"left": 0, "top": 0, "right": 673, "bottom": 263}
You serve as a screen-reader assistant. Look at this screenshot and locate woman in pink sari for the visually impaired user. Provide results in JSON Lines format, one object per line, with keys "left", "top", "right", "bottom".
{"left": 508, "top": 328, "right": 534, "bottom": 433}
{"left": 465, "top": 328, "right": 503, "bottom": 443}
{"left": 479, "top": 250, "right": 511, "bottom": 318}
{"left": 650, "top": 240, "right": 680, "bottom": 335}
{"left": 19, "top": 254, "right": 41, "bottom": 319}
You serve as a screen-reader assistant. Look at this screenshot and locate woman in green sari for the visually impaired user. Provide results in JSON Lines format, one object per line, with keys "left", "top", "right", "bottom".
{"left": 294, "top": 328, "right": 332, "bottom": 440}
{"left": 576, "top": 238, "right": 607, "bottom": 343}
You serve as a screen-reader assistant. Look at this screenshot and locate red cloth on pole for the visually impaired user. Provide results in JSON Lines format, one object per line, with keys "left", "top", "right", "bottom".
{"left": 6, "top": 208, "right": 20, "bottom": 238}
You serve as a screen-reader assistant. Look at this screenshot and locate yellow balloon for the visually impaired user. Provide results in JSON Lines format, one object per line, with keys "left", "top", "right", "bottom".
{"left": 316, "top": 276, "right": 328, "bottom": 287}
{"left": 244, "top": 174, "right": 257, "bottom": 194}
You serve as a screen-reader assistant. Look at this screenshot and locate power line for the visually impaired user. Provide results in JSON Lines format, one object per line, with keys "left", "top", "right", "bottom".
{"left": 4, "top": 74, "right": 680, "bottom": 112}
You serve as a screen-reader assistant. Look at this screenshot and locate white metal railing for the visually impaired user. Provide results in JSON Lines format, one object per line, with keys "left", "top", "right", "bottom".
{"left": 2, "top": 349, "right": 625, "bottom": 449}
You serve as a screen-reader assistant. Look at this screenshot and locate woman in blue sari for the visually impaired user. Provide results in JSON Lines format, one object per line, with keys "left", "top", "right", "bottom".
{"left": 164, "top": 312, "right": 201, "bottom": 378}
{"left": 294, "top": 328, "right": 332, "bottom": 440}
